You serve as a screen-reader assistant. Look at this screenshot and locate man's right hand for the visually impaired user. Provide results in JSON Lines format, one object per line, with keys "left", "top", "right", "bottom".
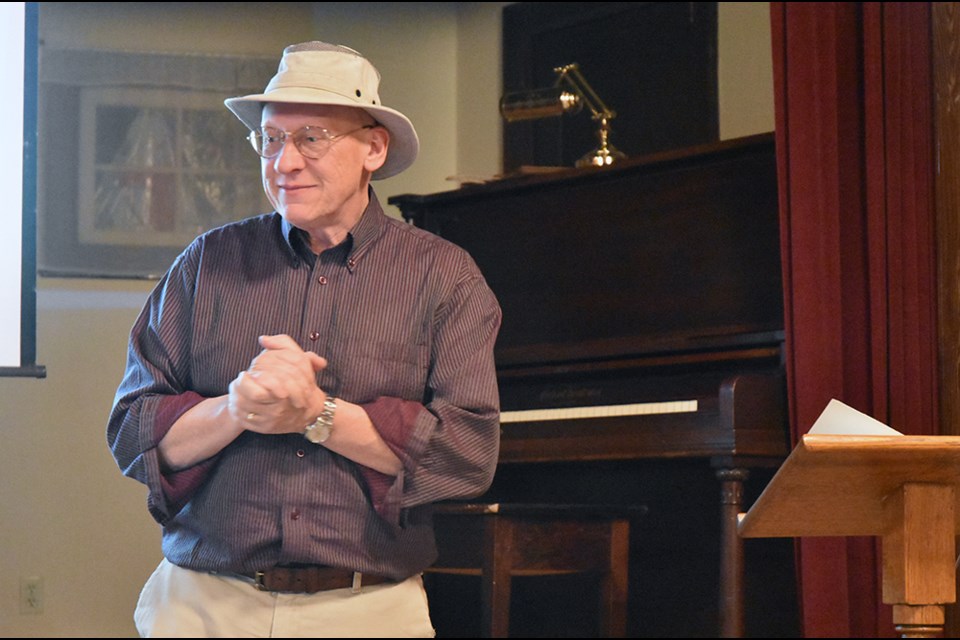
{"left": 229, "top": 334, "right": 329, "bottom": 435}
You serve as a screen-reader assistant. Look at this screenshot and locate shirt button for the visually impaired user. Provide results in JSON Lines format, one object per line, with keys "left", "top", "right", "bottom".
{"left": 317, "top": 275, "right": 328, "bottom": 285}
{"left": 347, "top": 258, "right": 357, "bottom": 269}
{"left": 291, "top": 509, "right": 301, "bottom": 521}
{"left": 309, "top": 331, "right": 320, "bottom": 341}
{"left": 296, "top": 449, "right": 305, "bottom": 458}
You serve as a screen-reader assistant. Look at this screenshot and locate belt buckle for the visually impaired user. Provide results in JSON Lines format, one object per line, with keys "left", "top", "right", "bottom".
{"left": 254, "top": 570, "right": 267, "bottom": 591}
{"left": 352, "top": 572, "right": 362, "bottom": 594}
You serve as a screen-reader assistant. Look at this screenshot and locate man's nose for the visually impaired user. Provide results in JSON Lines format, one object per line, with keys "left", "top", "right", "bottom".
{"left": 272, "top": 136, "right": 306, "bottom": 171}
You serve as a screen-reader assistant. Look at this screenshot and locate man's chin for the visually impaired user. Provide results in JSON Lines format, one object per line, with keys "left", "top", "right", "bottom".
{"left": 277, "top": 204, "right": 314, "bottom": 222}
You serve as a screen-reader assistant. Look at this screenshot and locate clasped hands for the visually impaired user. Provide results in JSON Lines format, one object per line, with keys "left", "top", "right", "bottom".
{"left": 229, "top": 334, "right": 328, "bottom": 435}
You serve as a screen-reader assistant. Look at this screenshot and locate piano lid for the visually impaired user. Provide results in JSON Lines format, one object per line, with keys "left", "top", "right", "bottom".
{"left": 390, "top": 133, "right": 782, "bottom": 370}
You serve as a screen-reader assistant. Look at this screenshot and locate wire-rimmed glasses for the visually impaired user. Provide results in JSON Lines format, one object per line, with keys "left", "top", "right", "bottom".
{"left": 247, "top": 124, "right": 376, "bottom": 160}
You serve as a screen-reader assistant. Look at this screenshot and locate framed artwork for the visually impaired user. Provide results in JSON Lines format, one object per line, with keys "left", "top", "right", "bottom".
{"left": 38, "top": 48, "right": 276, "bottom": 279}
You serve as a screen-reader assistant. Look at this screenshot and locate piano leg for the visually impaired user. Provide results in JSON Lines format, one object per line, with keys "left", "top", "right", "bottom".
{"left": 715, "top": 465, "right": 750, "bottom": 638}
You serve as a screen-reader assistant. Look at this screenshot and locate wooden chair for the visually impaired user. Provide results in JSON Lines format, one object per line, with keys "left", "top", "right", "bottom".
{"left": 425, "top": 502, "right": 640, "bottom": 638}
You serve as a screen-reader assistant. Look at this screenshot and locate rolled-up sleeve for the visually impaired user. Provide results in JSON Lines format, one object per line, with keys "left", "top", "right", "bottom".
{"left": 356, "top": 258, "right": 502, "bottom": 525}
{"left": 106, "top": 242, "right": 217, "bottom": 524}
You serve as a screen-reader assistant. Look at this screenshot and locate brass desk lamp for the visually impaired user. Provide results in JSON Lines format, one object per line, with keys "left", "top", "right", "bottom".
{"left": 500, "top": 63, "right": 627, "bottom": 168}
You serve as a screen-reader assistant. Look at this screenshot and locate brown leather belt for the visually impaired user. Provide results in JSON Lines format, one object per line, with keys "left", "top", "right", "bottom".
{"left": 242, "top": 565, "right": 391, "bottom": 594}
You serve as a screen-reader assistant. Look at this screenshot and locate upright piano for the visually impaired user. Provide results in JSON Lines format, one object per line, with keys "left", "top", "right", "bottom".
{"left": 389, "top": 133, "right": 799, "bottom": 638}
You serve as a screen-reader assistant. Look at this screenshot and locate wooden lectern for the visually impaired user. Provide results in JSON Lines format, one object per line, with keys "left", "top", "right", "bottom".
{"left": 738, "top": 434, "right": 960, "bottom": 638}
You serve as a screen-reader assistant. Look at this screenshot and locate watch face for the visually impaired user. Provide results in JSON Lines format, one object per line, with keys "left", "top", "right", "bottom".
{"left": 304, "top": 397, "right": 336, "bottom": 444}
{"left": 306, "top": 422, "right": 331, "bottom": 444}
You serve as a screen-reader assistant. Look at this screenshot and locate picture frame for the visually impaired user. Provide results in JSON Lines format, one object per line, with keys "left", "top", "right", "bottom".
{"left": 38, "top": 48, "right": 276, "bottom": 279}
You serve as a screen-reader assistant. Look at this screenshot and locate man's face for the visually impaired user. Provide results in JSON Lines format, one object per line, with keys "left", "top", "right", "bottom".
{"left": 259, "top": 102, "right": 386, "bottom": 236}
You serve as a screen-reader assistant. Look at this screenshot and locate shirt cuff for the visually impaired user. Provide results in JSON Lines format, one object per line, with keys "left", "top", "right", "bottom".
{"left": 362, "top": 396, "right": 421, "bottom": 456}
{"left": 357, "top": 397, "right": 423, "bottom": 523}
{"left": 153, "top": 391, "right": 213, "bottom": 511}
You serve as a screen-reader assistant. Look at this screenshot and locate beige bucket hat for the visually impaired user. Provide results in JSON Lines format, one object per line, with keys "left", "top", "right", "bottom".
{"left": 225, "top": 41, "right": 419, "bottom": 180}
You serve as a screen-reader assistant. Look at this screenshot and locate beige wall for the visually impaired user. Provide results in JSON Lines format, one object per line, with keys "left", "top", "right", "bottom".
{"left": 719, "top": 2, "right": 776, "bottom": 139}
{"left": 0, "top": 3, "right": 770, "bottom": 636}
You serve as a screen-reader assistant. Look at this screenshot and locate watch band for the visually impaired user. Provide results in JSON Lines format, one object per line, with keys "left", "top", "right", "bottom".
{"left": 304, "top": 395, "right": 337, "bottom": 444}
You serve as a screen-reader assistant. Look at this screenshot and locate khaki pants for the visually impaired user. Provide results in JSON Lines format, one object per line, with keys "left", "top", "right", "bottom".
{"left": 135, "top": 559, "right": 436, "bottom": 638}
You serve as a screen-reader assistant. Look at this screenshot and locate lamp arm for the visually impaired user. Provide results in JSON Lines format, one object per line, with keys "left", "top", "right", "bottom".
{"left": 554, "top": 63, "right": 616, "bottom": 121}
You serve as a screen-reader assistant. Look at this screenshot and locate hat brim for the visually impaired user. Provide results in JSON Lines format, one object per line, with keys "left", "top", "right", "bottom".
{"left": 225, "top": 88, "right": 419, "bottom": 180}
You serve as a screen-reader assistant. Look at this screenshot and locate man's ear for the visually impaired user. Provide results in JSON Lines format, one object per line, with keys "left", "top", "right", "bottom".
{"left": 364, "top": 126, "right": 390, "bottom": 174}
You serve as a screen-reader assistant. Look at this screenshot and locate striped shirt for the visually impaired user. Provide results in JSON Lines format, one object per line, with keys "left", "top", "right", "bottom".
{"left": 107, "top": 190, "right": 502, "bottom": 579}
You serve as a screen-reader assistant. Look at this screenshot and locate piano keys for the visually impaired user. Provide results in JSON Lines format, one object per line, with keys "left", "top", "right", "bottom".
{"left": 500, "top": 399, "right": 699, "bottom": 424}
{"left": 389, "top": 132, "right": 799, "bottom": 637}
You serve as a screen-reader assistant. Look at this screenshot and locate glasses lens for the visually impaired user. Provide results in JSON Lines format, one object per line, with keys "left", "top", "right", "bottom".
{"left": 294, "top": 127, "right": 334, "bottom": 159}
{"left": 249, "top": 127, "right": 285, "bottom": 158}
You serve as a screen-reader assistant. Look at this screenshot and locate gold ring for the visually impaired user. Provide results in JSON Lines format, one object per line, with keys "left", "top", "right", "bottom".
{"left": 246, "top": 412, "right": 257, "bottom": 421}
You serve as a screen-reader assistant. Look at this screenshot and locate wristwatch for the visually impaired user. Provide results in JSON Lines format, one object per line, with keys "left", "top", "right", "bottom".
{"left": 304, "top": 396, "right": 337, "bottom": 444}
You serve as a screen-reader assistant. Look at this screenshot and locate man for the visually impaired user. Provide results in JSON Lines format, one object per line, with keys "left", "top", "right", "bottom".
{"left": 107, "top": 41, "right": 502, "bottom": 638}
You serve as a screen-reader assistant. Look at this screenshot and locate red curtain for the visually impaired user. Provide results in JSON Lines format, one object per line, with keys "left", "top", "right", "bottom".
{"left": 771, "top": 2, "right": 937, "bottom": 637}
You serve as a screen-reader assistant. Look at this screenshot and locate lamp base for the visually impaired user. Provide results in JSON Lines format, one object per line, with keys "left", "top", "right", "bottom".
{"left": 577, "top": 144, "right": 627, "bottom": 168}
{"left": 577, "top": 117, "right": 627, "bottom": 168}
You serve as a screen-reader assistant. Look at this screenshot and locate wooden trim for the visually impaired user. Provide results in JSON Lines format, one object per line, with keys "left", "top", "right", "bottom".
{"left": 933, "top": 4, "right": 960, "bottom": 637}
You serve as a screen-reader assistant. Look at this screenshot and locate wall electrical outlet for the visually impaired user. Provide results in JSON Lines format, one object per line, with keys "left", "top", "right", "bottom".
{"left": 20, "top": 575, "right": 43, "bottom": 614}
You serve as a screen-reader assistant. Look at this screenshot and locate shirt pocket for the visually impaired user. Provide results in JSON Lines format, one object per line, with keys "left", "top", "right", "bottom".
{"left": 336, "top": 338, "right": 430, "bottom": 401}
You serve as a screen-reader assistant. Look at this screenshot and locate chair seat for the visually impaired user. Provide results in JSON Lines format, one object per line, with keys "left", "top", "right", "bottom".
{"left": 426, "top": 502, "right": 646, "bottom": 637}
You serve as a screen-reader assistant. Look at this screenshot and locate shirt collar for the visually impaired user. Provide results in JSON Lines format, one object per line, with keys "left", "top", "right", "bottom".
{"left": 278, "top": 187, "right": 387, "bottom": 269}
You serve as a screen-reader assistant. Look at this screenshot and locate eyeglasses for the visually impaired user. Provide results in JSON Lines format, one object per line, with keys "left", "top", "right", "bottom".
{"left": 247, "top": 124, "right": 376, "bottom": 160}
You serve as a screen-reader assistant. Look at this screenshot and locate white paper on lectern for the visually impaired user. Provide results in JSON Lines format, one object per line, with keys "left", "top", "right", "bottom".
{"left": 808, "top": 398, "right": 904, "bottom": 436}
